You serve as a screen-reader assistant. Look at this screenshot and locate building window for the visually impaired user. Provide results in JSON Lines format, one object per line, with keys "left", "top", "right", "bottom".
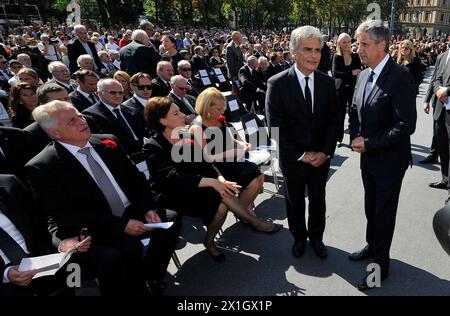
{"left": 444, "top": 0, "right": 447, "bottom": 6}
{"left": 441, "top": 13, "right": 444, "bottom": 21}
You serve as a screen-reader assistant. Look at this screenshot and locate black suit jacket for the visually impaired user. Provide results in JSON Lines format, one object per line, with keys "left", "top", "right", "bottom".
{"left": 82, "top": 101, "right": 150, "bottom": 155}
{"left": 266, "top": 67, "right": 339, "bottom": 170}
{"left": 151, "top": 77, "right": 171, "bottom": 97}
{"left": 349, "top": 57, "right": 417, "bottom": 175}
{"left": 48, "top": 78, "right": 77, "bottom": 94}
{"left": 431, "top": 51, "right": 450, "bottom": 121}
{"left": 167, "top": 92, "right": 197, "bottom": 115}
{"left": 0, "top": 127, "right": 33, "bottom": 178}
{"left": 67, "top": 38, "right": 104, "bottom": 74}
{"left": 69, "top": 89, "right": 96, "bottom": 112}
{"left": 238, "top": 65, "right": 266, "bottom": 104}
{"left": 119, "top": 40, "right": 161, "bottom": 78}
{"left": 0, "top": 175, "right": 53, "bottom": 294}
{"left": 122, "top": 96, "right": 145, "bottom": 116}
{"left": 318, "top": 43, "right": 332, "bottom": 73}
{"left": 24, "top": 135, "right": 157, "bottom": 242}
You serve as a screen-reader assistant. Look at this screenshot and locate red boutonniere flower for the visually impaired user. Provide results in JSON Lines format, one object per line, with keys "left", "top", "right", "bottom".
{"left": 101, "top": 139, "right": 118, "bottom": 148}
{"left": 182, "top": 138, "right": 195, "bottom": 145}
{"left": 216, "top": 114, "right": 227, "bottom": 124}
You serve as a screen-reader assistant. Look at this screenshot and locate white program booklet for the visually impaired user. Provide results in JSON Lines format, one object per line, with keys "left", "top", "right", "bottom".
{"left": 18, "top": 236, "right": 92, "bottom": 279}
{"left": 144, "top": 222, "right": 174, "bottom": 229}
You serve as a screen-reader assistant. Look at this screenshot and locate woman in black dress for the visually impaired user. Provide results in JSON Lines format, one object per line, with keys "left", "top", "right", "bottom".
{"left": 8, "top": 82, "right": 38, "bottom": 129}
{"left": 332, "top": 33, "right": 362, "bottom": 147}
{"left": 143, "top": 97, "right": 281, "bottom": 262}
{"left": 189, "top": 88, "right": 264, "bottom": 219}
{"left": 162, "top": 35, "right": 183, "bottom": 75}
{"left": 397, "top": 39, "right": 423, "bottom": 95}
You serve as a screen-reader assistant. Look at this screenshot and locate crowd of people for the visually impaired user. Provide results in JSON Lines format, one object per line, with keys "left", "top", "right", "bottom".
{"left": 0, "top": 18, "right": 447, "bottom": 296}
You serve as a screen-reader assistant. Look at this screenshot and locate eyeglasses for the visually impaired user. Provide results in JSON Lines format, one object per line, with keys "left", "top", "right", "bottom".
{"left": 177, "top": 86, "right": 190, "bottom": 91}
{"left": 103, "top": 90, "right": 124, "bottom": 96}
{"left": 54, "top": 69, "right": 70, "bottom": 73}
{"left": 180, "top": 68, "right": 192, "bottom": 72}
{"left": 136, "top": 84, "right": 152, "bottom": 91}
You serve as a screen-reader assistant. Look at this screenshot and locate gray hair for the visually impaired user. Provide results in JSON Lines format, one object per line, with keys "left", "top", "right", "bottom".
{"left": 139, "top": 21, "right": 154, "bottom": 31}
{"left": 170, "top": 75, "right": 187, "bottom": 86}
{"left": 247, "top": 55, "right": 258, "bottom": 66}
{"left": 289, "top": 26, "right": 324, "bottom": 51}
{"left": 258, "top": 56, "right": 269, "bottom": 65}
{"left": 131, "top": 29, "right": 148, "bottom": 42}
{"left": 98, "top": 50, "right": 109, "bottom": 58}
{"left": 32, "top": 100, "right": 75, "bottom": 131}
{"left": 73, "top": 24, "right": 86, "bottom": 33}
{"left": 48, "top": 61, "right": 67, "bottom": 74}
{"left": 97, "top": 78, "right": 123, "bottom": 93}
{"left": 355, "top": 20, "right": 390, "bottom": 53}
{"left": 77, "top": 54, "right": 93, "bottom": 67}
{"left": 157, "top": 60, "right": 172, "bottom": 74}
{"left": 177, "top": 60, "right": 191, "bottom": 68}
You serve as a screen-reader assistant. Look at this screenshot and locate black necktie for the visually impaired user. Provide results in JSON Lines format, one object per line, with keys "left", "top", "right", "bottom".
{"left": 89, "top": 94, "right": 97, "bottom": 105}
{"left": 304, "top": 76, "right": 312, "bottom": 114}
{"left": 0, "top": 227, "right": 27, "bottom": 265}
{"left": 112, "top": 108, "right": 135, "bottom": 139}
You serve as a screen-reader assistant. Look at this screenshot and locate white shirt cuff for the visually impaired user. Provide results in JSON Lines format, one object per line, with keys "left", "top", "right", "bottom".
{"left": 3, "top": 266, "right": 12, "bottom": 283}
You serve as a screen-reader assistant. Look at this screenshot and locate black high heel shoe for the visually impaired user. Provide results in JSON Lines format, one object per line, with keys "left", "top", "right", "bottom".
{"left": 252, "top": 223, "right": 283, "bottom": 234}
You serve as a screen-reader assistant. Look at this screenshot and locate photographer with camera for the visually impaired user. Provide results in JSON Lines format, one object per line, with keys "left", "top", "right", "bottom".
{"left": 38, "top": 34, "right": 62, "bottom": 62}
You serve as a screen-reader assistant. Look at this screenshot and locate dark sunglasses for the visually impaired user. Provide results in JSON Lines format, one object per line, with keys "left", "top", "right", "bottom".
{"left": 137, "top": 84, "right": 152, "bottom": 91}
{"left": 180, "top": 68, "right": 192, "bottom": 72}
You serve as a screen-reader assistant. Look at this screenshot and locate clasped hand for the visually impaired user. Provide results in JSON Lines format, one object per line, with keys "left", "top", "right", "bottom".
{"left": 302, "top": 151, "right": 327, "bottom": 167}
{"left": 351, "top": 136, "right": 367, "bottom": 153}
{"left": 124, "top": 211, "right": 161, "bottom": 236}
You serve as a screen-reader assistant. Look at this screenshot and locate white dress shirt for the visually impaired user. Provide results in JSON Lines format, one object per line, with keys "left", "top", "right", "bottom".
{"left": 101, "top": 102, "right": 139, "bottom": 141}
{"left": 1, "top": 210, "right": 30, "bottom": 283}
{"left": 76, "top": 87, "right": 97, "bottom": 104}
{"left": 294, "top": 67, "right": 315, "bottom": 113}
{"left": 58, "top": 141, "right": 131, "bottom": 209}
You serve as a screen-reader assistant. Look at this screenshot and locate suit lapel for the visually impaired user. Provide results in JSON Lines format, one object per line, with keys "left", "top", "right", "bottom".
{"left": 288, "top": 67, "right": 311, "bottom": 116}
{"left": 364, "top": 58, "right": 392, "bottom": 111}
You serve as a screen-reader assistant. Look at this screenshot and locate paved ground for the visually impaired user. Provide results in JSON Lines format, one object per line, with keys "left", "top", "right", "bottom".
{"left": 164, "top": 67, "right": 450, "bottom": 296}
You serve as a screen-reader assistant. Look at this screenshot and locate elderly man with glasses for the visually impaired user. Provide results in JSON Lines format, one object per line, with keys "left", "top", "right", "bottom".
{"left": 82, "top": 78, "right": 150, "bottom": 155}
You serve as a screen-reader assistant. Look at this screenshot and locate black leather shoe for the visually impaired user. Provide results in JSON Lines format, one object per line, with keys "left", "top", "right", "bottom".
{"left": 349, "top": 245, "right": 373, "bottom": 261}
{"left": 357, "top": 271, "right": 389, "bottom": 291}
{"left": 310, "top": 240, "right": 328, "bottom": 259}
{"left": 292, "top": 240, "right": 306, "bottom": 258}
{"left": 429, "top": 181, "right": 448, "bottom": 190}
{"left": 419, "top": 155, "right": 439, "bottom": 164}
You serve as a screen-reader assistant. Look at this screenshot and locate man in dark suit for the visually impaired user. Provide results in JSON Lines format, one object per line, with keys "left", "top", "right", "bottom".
{"left": 69, "top": 70, "right": 100, "bottom": 112}
{"left": 266, "top": 26, "right": 339, "bottom": 262}
{"left": 119, "top": 30, "right": 161, "bottom": 78}
{"left": 168, "top": 75, "right": 197, "bottom": 123}
{"left": 226, "top": 31, "right": 244, "bottom": 93}
{"left": 24, "top": 83, "right": 71, "bottom": 158}
{"left": 151, "top": 61, "right": 174, "bottom": 97}
{"left": 349, "top": 20, "right": 416, "bottom": 290}
{"left": 177, "top": 60, "right": 202, "bottom": 97}
{"left": 0, "top": 126, "right": 32, "bottom": 178}
{"left": 25, "top": 101, "right": 180, "bottom": 295}
{"left": 47, "top": 61, "right": 77, "bottom": 94}
{"left": 82, "top": 78, "right": 150, "bottom": 155}
{"left": 122, "top": 72, "right": 153, "bottom": 116}
{"left": 425, "top": 50, "right": 450, "bottom": 189}
{"left": 0, "top": 175, "right": 83, "bottom": 296}
{"left": 238, "top": 56, "right": 266, "bottom": 112}
{"left": 191, "top": 46, "right": 211, "bottom": 74}
{"left": 67, "top": 25, "right": 104, "bottom": 74}
{"left": 318, "top": 35, "right": 331, "bottom": 73}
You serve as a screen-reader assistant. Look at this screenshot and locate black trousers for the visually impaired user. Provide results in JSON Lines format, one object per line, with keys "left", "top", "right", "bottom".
{"left": 362, "top": 168, "right": 406, "bottom": 273}
{"left": 283, "top": 160, "right": 330, "bottom": 243}
{"left": 436, "top": 111, "right": 449, "bottom": 182}
{"left": 337, "top": 85, "right": 354, "bottom": 143}
{"left": 143, "top": 208, "right": 181, "bottom": 283}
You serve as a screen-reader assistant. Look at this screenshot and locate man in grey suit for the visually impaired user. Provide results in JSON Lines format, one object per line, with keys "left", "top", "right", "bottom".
{"left": 226, "top": 31, "right": 244, "bottom": 94}
{"left": 349, "top": 20, "right": 417, "bottom": 291}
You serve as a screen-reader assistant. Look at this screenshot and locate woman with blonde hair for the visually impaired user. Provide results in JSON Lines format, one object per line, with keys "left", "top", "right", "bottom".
{"left": 190, "top": 87, "right": 264, "bottom": 221}
{"left": 331, "top": 32, "right": 361, "bottom": 147}
{"left": 397, "top": 39, "right": 423, "bottom": 94}
{"left": 113, "top": 70, "right": 132, "bottom": 100}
